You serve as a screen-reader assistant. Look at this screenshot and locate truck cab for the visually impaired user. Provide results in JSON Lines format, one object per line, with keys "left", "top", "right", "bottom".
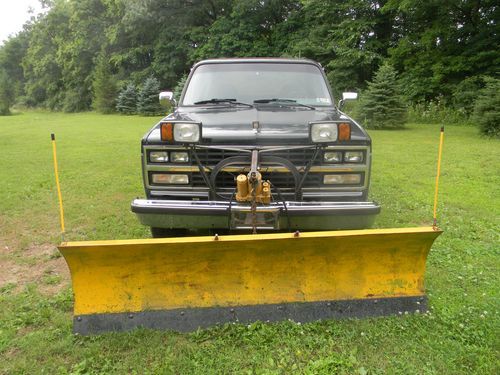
{"left": 131, "top": 58, "right": 380, "bottom": 236}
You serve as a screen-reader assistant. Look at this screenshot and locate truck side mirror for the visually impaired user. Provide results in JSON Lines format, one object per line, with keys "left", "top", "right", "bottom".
{"left": 338, "top": 92, "right": 358, "bottom": 109}
{"left": 342, "top": 92, "right": 358, "bottom": 101}
{"left": 159, "top": 91, "right": 176, "bottom": 107}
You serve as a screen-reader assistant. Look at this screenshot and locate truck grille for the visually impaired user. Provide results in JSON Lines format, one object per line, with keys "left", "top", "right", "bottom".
{"left": 193, "top": 148, "right": 318, "bottom": 166}
{"left": 190, "top": 148, "right": 322, "bottom": 189}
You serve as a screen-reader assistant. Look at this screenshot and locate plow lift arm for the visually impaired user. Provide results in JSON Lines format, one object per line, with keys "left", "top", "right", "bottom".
{"left": 52, "top": 129, "right": 445, "bottom": 335}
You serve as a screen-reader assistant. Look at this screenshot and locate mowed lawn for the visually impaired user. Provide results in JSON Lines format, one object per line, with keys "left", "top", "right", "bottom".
{"left": 0, "top": 112, "right": 498, "bottom": 374}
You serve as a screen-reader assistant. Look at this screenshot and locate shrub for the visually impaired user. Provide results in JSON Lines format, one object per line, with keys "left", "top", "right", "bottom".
{"left": 116, "top": 83, "right": 138, "bottom": 115}
{"left": 357, "top": 63, "right": 407, "bottom": 129}
{"left": 137, "top": 76, "right": 164, "bottom": 116}
{"left": 472, "top": 77, "right": 500, "bottom": 137}
{"left": 62, "top": 88, "right": 90, "bottom": 113}
{"left": 408, "top": 97, "right": 468, "bottom": 125}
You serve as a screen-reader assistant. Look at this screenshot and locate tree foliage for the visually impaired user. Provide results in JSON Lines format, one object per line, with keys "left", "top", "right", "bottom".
{"left": 384, "top": 0, "right": 499, "bottom": 102}
{"left": 358, "top": 64, "right": 407, "bottom": 129}
{"left": 22, "top": 1, "right": 70, "bottom": 110}
{"left": 0, "top": 0, "right": 497, "bottom": 124}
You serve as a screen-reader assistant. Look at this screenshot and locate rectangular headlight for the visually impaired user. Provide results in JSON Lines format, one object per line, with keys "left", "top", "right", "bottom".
{"left": 174, "top": 123, "right": 200, "bottom": 143}
{"left": 344, "top": 151, "right": 364, "bottom": 163}
{"left": 149, "top": 151, "right": 169, "bottom": 163}
{"left": 170, "top": 151, "right": 189, "bottom": 163}
{"left": 311, "top": 123, "right": 338, "bottom": 143}
{"left": 323, "top": 174, "right": 361, "bottom": 185}
{"left": 151, "top": 173, "right": 189, "bottom": 185}
{"left": 324, "top": 151, "right": 342, "bottom": 163}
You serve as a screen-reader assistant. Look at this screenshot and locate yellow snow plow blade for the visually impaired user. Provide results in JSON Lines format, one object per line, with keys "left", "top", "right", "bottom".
{"left": 59, "top": 226, "right": 441, "bottom": 334}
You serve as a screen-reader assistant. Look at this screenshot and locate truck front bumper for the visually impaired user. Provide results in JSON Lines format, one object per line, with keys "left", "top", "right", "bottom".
{"left": 131, "top": 199, "right": 381, "bottom": 231}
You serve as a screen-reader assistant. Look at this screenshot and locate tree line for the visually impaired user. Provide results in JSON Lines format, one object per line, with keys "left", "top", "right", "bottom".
{"left": 0, "top": 0, "right": 498, "bottom": 132}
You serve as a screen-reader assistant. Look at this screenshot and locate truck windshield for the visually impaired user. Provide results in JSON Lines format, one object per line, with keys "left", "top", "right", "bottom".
{"left": 182, "top": 63, "right": 333, "bottom": 107}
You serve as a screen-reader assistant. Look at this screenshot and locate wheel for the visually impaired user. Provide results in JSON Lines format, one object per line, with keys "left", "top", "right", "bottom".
{"left": 150, "top": 227, "right": 189, "bottom": 238}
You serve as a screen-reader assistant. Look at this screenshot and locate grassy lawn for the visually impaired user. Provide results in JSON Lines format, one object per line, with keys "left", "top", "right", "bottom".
{"left": 0, "top": 112, "right": 498, "bottom": 374}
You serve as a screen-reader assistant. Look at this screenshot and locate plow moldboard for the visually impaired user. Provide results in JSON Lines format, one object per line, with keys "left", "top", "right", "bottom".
{"left": 59, "top": 227, "right": 441, "bottom": 334}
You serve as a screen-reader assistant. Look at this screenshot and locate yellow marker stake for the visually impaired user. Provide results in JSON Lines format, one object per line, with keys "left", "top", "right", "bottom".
{"left": 433, "top": 127, "right": 444, "bottom": 227}
{"left": 51, "top": 133, "right": 65, "bottom": 236}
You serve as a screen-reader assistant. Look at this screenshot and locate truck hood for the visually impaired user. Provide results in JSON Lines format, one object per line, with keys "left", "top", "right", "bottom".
{"left": 146, "top": 106, "right": 369, "bottom": 144}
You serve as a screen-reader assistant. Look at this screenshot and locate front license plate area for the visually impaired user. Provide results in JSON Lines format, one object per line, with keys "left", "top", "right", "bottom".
{"left": 230, "top": 208, "right": 280, "bottom": 230}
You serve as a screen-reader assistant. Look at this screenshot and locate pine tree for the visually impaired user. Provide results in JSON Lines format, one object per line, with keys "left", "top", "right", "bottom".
{"left": 358, "top": 64, "right": 407, "bottom": 129}
{"left": 173, "top": 74, "right": 187, "bottom": 102}
{"left": 116, "top": 83, "right": 138, "bottom": 115}
{"left": 472, "top": 77, "right": 500, "bottom": 137}
{"left": 92, "top": 55, "right": 118, "bottom": 114}
{"left": 137, "top": 77, "right": 164, "bottom": 116}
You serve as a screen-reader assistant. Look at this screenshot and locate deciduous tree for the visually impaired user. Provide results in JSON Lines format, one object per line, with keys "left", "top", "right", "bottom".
{"left": 0, "top": 69, "right": 15, "bottom": 115}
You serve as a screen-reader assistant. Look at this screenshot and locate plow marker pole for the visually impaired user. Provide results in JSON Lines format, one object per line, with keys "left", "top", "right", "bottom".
{"left": 433, "top": 126, "right": 444, "bottom": 227}
{"left": 51, "top": 133, "right": 65, "bottom": 239}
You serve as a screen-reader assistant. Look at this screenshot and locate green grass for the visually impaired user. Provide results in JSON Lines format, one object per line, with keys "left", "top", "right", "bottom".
{"left": 0, "top": 112, "right": 498, "bottom": 374}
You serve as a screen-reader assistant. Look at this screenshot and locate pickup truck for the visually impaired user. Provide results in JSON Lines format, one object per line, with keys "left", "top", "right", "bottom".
{"left": 131, "top": 58, "right": 380, "bottom": 237}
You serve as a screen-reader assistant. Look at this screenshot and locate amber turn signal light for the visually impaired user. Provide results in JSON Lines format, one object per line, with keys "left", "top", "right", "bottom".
{"left": 160, "top": 123, "right": 173, "bottom": 142}
{"left": 338, "top": 123, "right": 351, "bottom": 141}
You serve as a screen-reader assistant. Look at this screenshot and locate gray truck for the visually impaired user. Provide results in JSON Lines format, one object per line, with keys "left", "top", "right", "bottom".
{"left": 131, "top": 58, "right": 380, "bottom": 237}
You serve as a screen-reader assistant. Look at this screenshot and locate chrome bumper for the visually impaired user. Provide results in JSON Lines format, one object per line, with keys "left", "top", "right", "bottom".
{"left": 131, "top": 199, "right": 381, "bottom": 231}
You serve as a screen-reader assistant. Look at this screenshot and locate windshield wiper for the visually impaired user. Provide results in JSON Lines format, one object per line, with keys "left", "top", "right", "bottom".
{"left": 253, "top": 98, "right": 315, "bottom": 110}
{"left": 194, "top": 98, "right": 253, "bottom": 107}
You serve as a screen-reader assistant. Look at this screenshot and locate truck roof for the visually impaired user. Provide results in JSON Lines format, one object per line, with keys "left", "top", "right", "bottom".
{"left": 192, "top": 57, "right": 322, "bottom": 69}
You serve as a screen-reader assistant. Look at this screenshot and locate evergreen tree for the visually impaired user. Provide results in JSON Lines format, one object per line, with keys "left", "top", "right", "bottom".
{"left": 92, "top": 55, "right": 118, "bottom": 114}
{"left": 357, "top": 64, "right": 407, "bottom": 129}
{"left": 173, "top": 74, "right": 188, "bottom": 102}
{"left": 116, "top": 83, "right": 138, "bottom": 115}
{"left": 137, "top": 77, "right": 163, "bottom": 116}
{"left": 472, "top": 78, "right": 500, "bottom": 137}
